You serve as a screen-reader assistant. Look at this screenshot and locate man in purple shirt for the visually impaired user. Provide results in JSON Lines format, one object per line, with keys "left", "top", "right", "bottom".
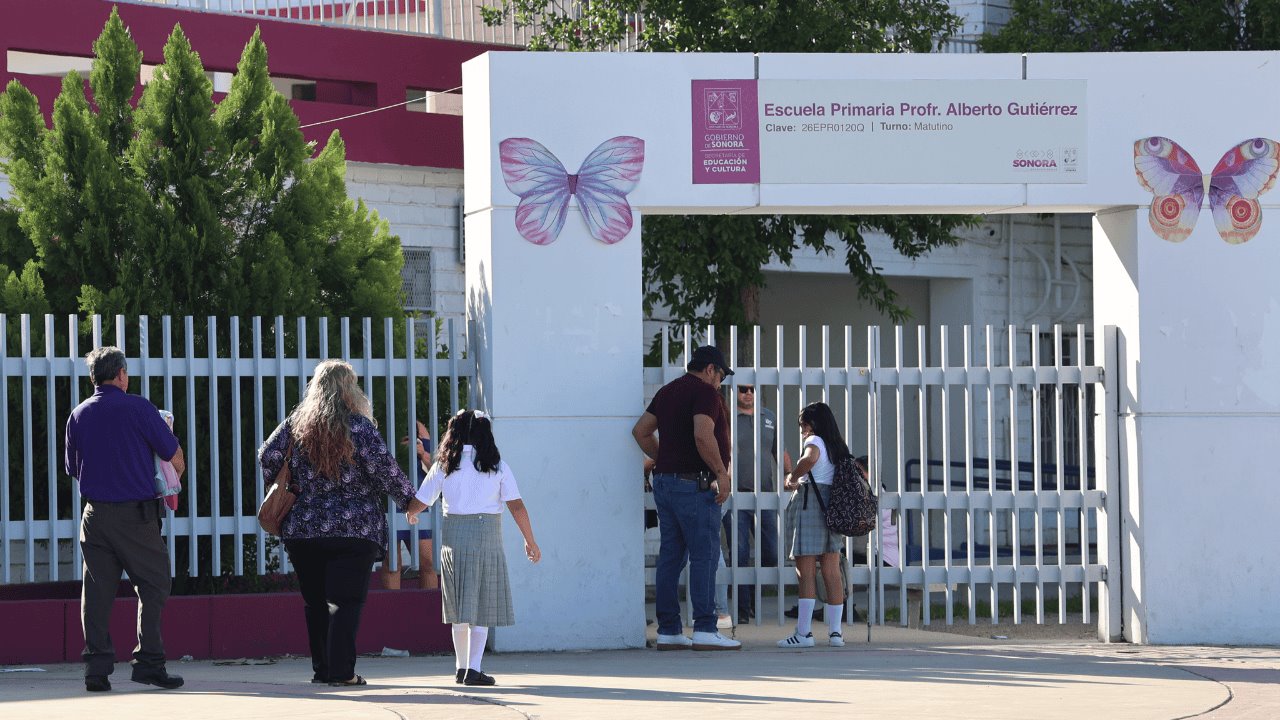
{"left": 65, "top": 346, "right": 186, "bottom": 692}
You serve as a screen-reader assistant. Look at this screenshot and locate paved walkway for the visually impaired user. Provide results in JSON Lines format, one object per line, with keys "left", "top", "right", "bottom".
{"left": 2, "top": 624, "right": 1276, "bottom": 719}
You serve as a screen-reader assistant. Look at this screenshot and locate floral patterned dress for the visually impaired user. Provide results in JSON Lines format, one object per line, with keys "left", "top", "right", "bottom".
{"left": 259, "top": 415, "right": 414, "bottom": 560}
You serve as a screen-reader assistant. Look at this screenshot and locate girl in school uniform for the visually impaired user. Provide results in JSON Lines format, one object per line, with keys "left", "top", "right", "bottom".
{"left": 406, "top": 409, "right": 540, "bottom": 687}
{"left": 778, "top": 401, "right": 850, "bottom": 648}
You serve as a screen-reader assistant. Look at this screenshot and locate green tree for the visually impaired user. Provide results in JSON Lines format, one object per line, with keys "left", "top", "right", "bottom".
{"left": 0, "top": 10, "right": 414, "bottom": 585}
{"left": 981, "top": 0, "right": 1280, "bottom": 52}
{"left": 0, "top": 8, "right": 405, "bottom": 319}
{"left": 483, "top": 0, "right": 976, "bottom": 346}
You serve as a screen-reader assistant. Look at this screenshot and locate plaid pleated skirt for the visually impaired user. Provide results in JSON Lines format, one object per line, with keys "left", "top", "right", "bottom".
{"left": 785, "top": 482, "right": 844, "bottom": 559}
{"left": 440, "top": 513, "right": 515, "bottom": 627}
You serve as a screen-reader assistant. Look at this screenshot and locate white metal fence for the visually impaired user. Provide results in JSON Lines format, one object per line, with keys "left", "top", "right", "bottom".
{"left": 0, "top": 314, "right": 472, "bottom": 584}
{"left": 126, "top": 0, "right": 645, "bottom": 49}
{"left": 643, "top": 323, "right": 1118, "bottom": 629}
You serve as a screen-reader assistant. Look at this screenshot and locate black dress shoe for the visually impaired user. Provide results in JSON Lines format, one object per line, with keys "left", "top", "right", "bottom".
{"left": 85, "top": 675, "right": 111, "bottom": 692}
{"left": 455, "top": 669, "right": 466, "bottom": 684}
{"left": 131, "top": 668, "right": 184, "bottom": 689}
{"left": 784, "top": 604, "right": 799, "bottom": 619}
{"left": 463, "top": 669, "right": 495, "bottom": 686}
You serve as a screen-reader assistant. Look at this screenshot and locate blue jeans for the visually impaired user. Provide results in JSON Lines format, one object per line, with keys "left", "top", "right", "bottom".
{"left": 722, "top": 509, "right": 779, "bottom": 617}
{"left": 652, "top": 473, "right": 720, "bottom": 634}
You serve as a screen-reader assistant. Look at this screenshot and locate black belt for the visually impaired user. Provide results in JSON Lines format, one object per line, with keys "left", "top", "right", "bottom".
{"left": 674, "top": 471, "right": 713, "bottom": 482}
{"left": 84, "top": 498, "right": 162, "bottom": 523}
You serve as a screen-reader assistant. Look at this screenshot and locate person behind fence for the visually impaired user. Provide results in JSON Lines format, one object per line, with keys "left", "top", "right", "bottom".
{"left": 631, "top": 345, "right": 741, "bottom": 651}
{"left": 726, "top": 382, "right": 791, "bottom": 623}
{"left": 855, "top": 455, "right": 899, "bottom": 571}
{"left": 65, "top": 346, "right": 187, "bottom": 693}
{"left": 406, "top": 409, "right": 541, "bottom": 687}
{"left": 258, "top": 360, "right": 416, "bottom": 687}
{"left": 779, "top": 401, "right": 850, "bottom": 648}
{"left": 379, "top": 420, "right": 440, "bottom": 590}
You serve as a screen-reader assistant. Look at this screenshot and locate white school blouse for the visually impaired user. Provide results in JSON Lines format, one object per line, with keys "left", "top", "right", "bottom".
{"left": 803, "top": 435, "right": 836, "bottom": 485}
{"left": 415, "top": 445, "right": 522, "bottom": 515}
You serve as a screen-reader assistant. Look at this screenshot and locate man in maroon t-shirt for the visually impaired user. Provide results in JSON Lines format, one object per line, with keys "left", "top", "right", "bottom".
{"left": 632, "top": 345, "right": 740, "bottom": 651}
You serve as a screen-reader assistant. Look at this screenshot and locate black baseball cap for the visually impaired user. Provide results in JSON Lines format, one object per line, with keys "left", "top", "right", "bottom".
{"left": 687, "top": 345, "right": 734, "bottom": 376}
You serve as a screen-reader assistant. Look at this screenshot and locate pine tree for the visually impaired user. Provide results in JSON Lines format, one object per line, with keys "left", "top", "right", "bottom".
{"left": 0, "top": 8, "right": 406, "bottom": 319}
{"left": 127, "top": 24, "right": 229, "bottom": 317}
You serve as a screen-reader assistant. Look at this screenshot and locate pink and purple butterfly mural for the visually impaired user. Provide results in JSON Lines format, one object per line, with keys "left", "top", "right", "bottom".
{"left": 1133, "top": 137, "right": 1280, "bottom": 244}
{"left": 499, "top": 136, "right": 645, "bottom": 246}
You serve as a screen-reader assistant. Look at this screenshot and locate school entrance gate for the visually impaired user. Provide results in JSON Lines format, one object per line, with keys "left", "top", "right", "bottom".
{"left": 643, "top": 323, "right": 1112, "bottom": 633}
{"left": 463, "top": 52, "right": 1280, "bottom": 650}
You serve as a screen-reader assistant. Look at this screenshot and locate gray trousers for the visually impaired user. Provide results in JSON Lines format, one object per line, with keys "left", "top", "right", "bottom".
{"left": 80, "top": 499, "right": 172, "bottom": 676}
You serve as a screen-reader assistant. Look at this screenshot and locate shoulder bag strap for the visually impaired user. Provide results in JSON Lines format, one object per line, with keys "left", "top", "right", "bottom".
{"left": 275, "top": 440, "right": 296, "bottom": 488}
{"left": 807, "top": 470, "right": 829, "bottom": 513}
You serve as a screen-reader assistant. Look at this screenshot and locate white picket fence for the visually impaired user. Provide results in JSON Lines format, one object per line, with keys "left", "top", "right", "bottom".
{"left": 643, "top": 323, "right": 1119, "bottom": 629}
{"left": 0, "top": 314, "right": 471, "bottom": 584}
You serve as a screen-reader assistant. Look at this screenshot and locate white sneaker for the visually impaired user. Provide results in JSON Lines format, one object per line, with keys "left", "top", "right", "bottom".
{"left": 828, "top": 631, "right": 845, "bottom": 647}
{"left": 716, "top": 613, "right": 733, "bottom": 630}
{"left": 656, "top": 633, "right": 693, "bottom": 650}
{"left": 777, "top": 632, "right": 815, "bottom": 648}
{"left": 691, "top": 631, "right": 742, "bottom": 651}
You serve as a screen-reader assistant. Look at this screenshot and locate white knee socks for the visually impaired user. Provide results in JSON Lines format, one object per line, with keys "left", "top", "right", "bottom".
{"left": 795, "top": 598, "right": 817, "bottom": 636}
{"left": 825, "top": 603, "right": 844, "bottom": 635}
{"left": 451, "top": 623, "right": 470, "bottom": 670}
{"left": 452, "top": 623, "right": 491, "bottom": 672}
{"left": 468, "top": 626, "right": 489, "bottom": 671}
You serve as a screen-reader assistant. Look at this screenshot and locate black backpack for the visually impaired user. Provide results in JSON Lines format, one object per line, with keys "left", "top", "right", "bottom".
{"left": 810, "top": 456, "right": 878, "bottom": 537}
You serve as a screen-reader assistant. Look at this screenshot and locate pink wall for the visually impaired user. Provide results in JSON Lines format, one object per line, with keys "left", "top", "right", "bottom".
{"left": 0, "top": 0, "right": 510, "bottom": 168}
{"left": 0, "top": 589, "right": 449, "bottom": 664}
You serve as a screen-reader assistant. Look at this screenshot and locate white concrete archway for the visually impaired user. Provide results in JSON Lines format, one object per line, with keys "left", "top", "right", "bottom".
{"left": 463, "top": 51, "right": 1280, "bottom": 649}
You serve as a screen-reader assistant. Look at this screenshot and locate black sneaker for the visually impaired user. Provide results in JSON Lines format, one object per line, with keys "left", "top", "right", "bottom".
{"left": 784, "top": 604, "right": 799, "bottom": 619}
{"left": 455, "top": 669, "right": 466, "bottom": 684}
{"left": 463, "top": 669, "right": 496, "bottom": 686}
{"left": 131, "top": 668, "right": 184, "bottom": 689}
{"left": 85, "top": 675, "right": 111, "bottom": 692}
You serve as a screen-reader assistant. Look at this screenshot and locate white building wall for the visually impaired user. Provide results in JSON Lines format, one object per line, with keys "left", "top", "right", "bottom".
{"left": 344, "top": 162, "right": 466, "bottom": 324}
{"left": 948, "top": 0, "right": 1014, "bottom": 40}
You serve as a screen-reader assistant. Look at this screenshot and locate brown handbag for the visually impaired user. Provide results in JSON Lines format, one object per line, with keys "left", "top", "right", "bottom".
{"left": 258, "top": 441, "right": 297, "bottom": 536}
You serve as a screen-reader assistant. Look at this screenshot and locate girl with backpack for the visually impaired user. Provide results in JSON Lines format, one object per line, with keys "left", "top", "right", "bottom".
{"left": 778, "top": 402, "right": 849, "bottom": 648}
{"left": 406, "top": 410, "right": 541, "bottom": 686}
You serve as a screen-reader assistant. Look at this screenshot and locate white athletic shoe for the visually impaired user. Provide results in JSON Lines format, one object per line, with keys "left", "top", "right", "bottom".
{"left": 716, "top": 613, "right": 733, "bottom": 630}
{"left": 777, "top": 632, "right": 816, "bottom": 648}
{"left": 691, "top": 631, "right": 742, "bottom": 651}
{"left": 656, "top": 633, "right": 693, "bottom": 650}
{"left": 828, "top": 631, "right": 845, "bottom": 647}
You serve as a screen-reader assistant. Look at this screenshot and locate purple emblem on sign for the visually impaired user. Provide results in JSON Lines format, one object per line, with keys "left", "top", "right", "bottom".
{"left": 692, "top": 79, "right": 760, "bottom": 184}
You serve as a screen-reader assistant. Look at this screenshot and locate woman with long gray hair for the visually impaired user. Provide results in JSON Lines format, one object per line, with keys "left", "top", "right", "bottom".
{"left": 259, "top": 360, "right": 416, "bottom": 686}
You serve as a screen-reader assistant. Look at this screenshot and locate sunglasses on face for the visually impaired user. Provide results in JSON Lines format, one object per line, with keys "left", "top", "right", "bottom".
{"left": 737, "top": 386, "right": 755, "bottom": 393}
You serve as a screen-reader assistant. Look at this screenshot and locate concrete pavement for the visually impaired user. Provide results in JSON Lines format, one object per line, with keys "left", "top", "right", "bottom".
{"left": 2, "top": 623, "right": 1276, "bottom": 719}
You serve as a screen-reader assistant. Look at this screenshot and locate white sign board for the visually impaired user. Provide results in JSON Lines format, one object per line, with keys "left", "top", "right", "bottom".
{"left": 758, "top": 79, "right": 1088, "bottom": 184}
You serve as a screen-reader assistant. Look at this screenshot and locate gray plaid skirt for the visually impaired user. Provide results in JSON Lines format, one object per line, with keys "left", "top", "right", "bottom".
{"left": 440, "top": 513, "right": 515, "bottom": 627}
{"left": 785, "top": 482, "right": 844, "bottom": 559}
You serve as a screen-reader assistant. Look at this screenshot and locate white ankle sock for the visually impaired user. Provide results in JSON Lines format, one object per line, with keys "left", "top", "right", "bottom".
{"left": 795, "top": 598, "right": 817, "bottom": 636}
{"left": 468, "top": 626, "right": 489, "bottom": 671}
{"left": 451, "top": 623, "right": 470, "bottom": 671}
{"left": 825, "top": 603, "right": 844, "bottom": 635}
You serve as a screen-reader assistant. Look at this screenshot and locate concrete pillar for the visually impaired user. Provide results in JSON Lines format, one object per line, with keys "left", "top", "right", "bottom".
{"left": 1094, "top": 208, "right": 1280, "bottom": 644}
{"left": 464, "top": 204, "right": 646, "bottom": 651}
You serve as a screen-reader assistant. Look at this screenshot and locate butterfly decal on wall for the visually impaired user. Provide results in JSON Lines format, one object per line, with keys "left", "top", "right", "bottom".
{"left": 499, "top": 136, "right": 645, "bottom": 246}
{"left": 1133, "top": 137, "right": 1280, "bottom": 244}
